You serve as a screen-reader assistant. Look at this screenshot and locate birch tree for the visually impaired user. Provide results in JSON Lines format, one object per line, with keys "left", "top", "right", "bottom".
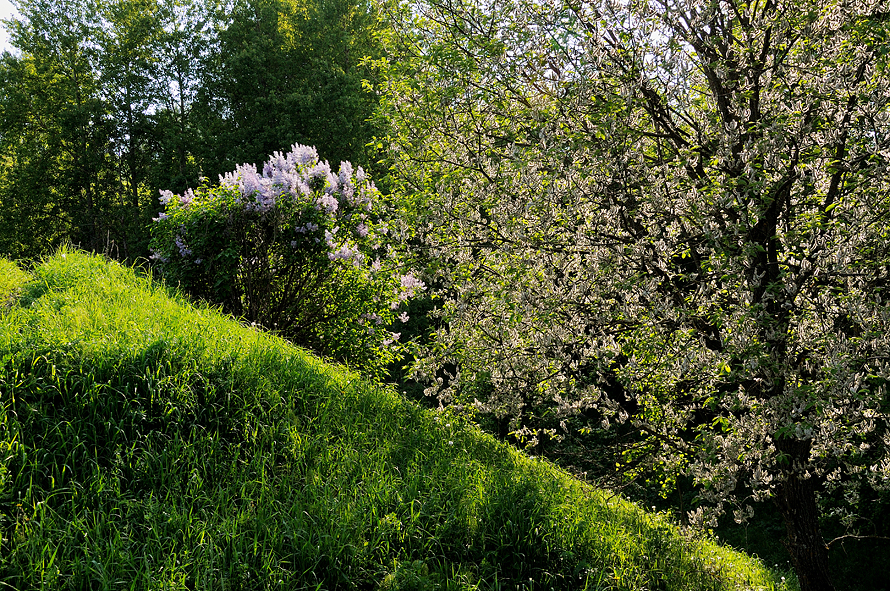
{"left": 380, "top": 1, "right": 890, "bottom": 589}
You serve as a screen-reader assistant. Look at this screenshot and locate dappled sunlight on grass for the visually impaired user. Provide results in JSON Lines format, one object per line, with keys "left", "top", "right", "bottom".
{"left": 0, "top": 249, "right": 796, "bottom": 590}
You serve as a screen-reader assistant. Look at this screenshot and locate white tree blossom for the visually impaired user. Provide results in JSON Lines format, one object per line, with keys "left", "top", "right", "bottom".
{"left": 381, "top": 1, "right": 890, "bottom": 589}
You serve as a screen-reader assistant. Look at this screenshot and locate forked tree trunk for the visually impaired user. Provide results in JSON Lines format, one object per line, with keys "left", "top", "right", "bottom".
{"left": 773, "top": 439, "right": 835, "bottom": 591}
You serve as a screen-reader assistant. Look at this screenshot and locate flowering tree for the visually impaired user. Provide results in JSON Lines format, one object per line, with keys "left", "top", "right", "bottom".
{"left": 150, "top": 143, "right": 424, "bottom": 378}
{"left": 380, "top": 0, "right": 890, "bottom": 588}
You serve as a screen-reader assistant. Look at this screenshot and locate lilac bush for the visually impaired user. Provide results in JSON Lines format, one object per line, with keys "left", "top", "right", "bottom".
{"left": 149, "top": 144, "right": 423, "bottom": 378}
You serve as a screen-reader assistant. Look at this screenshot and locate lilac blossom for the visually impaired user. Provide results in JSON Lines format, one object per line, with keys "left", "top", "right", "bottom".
{"left": 400, "top": 274, "right": 426, "bottom": 291}
{"left": 341, "top": 183, "right": 355, "bottom": 203}
{"left": 324, "top": 171, "right": 340, "bottom": 194}
{"left": 328, "top": 243, "right": 363, "bottom": 265}
{"left": 174, "top": 234, "right": 192, "bottom": 257}
{"left": 295, "top": 180, "right": 312, "bottom": 196}
{"left": 338, "top": 161, "right": 354, "bottom": 185}
{"left": 382, "top": 332, "right": 401, "bottom": 346}
{"left": 308, "top": 161, "right": 331, "bottom": 183}
{"left": 396, "top": 274, "right": 427, "bottom": 302}
{"left": 179, "top": 188, "right": 195, "bottom": 207}
{"left": 295, "top": 222, "right": 319, "bottom": 234}
{"left": 324, "top": 228, "right": 338, "bottom": 248}
{"left": 289, "top": 143, "right": 318, "bottom": 166}
{"left": 317, "top": 194, "right": 339, "bottom": 214}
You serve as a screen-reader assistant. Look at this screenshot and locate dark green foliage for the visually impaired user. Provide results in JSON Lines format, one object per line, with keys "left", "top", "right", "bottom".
{"left": 193, "top": 0, "right": 386, "bottom": 180}
{"left": 0, "top": 0, "right": 385, "bottom": 261}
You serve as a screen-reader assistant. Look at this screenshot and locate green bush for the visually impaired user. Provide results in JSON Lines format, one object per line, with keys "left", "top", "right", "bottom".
{"left": 149, "top": 144, "right": 423, "bottom": 378}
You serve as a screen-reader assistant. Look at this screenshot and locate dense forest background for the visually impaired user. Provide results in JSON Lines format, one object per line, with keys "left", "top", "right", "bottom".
{"left": 0, "top": 0, "right": 385, "bottom": 261}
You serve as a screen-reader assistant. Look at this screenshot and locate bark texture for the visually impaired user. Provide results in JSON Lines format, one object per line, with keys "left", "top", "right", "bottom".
{"left": 774, "top": 438, "right": 835, "bottom": 591}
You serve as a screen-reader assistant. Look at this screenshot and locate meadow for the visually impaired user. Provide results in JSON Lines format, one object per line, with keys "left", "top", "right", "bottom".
{"left": 0, "top": 250, "right": 795, "bottom": 590}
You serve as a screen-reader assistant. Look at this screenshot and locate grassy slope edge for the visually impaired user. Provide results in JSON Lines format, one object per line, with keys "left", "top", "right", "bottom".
{"left": 0, "top": 250, "right": 795, "bottom": 590}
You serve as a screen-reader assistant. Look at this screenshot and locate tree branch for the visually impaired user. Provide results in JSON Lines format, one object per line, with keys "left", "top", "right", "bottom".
{"left": 827, "top": 534, "right": 890, "bottom": 549}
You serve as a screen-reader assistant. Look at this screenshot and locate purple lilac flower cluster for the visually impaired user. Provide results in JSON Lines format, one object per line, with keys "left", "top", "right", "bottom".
{"left": 395, "top": 273, "right": 426, "bottom": 305}
{"left": 154, "top": 144, "right": 380, "bottom": 269}
{"left": 218, "top": 144, "right": 374, "bottom": 218}
{"left": 214, "top": 144, "right": 376, "bottom": 267}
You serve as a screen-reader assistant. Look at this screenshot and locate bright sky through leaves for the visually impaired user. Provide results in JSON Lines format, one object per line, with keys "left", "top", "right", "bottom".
{"left": 0, "top": 0, "right": 17, "bottom": 54}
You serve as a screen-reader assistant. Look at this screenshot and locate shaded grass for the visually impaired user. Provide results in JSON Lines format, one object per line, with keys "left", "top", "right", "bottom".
{"left": 0, "top": 249, "right": 795, "bottom": 590}
{"left": 0, "top": 259, "right": 31, "bottom": 309}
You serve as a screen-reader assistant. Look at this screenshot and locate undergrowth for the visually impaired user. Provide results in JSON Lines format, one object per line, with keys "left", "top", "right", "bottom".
{"left": 0, "top": 248, "right": 796, "bottom": 590}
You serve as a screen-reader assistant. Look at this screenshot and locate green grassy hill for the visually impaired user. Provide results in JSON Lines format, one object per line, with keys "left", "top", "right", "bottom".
{"left": 0, "top": 250, "right": 794, "bottom": 590}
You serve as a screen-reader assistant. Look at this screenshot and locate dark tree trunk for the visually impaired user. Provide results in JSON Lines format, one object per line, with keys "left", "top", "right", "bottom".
{"left": 773, "top": 438, "right": 835, "bottom": 591}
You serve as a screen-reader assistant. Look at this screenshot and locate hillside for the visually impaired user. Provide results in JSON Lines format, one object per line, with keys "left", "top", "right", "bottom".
{"left": 0, "top": 250, "right": 793, "bottom": 590}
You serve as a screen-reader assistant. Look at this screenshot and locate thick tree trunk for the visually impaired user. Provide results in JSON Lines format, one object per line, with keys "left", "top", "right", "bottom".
{"left": 773, "top": 438, "right": 835, "bottom": 591}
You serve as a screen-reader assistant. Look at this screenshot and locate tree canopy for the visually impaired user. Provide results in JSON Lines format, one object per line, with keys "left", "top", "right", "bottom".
{"left": 379, "top": 1, "right": 890, "bottom": 589}
{"left": 0, "top": 0, "right": 385, "bottom": 259}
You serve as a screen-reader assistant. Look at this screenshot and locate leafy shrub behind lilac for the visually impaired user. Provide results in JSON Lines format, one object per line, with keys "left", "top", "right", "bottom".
{"left": 149, "top": 144, "right": 422, "bottom": 378}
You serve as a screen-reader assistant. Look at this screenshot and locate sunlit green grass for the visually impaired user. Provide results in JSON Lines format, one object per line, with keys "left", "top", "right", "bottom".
{"left": 0, "top": 248, "right": 796, "bottom": 590}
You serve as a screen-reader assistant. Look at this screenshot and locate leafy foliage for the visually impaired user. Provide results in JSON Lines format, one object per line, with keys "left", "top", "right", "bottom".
{"left": 199, "top": 0, "right": 386, "bottom": 177}
{"left": 379, "top": 1, "right": 890, "bottom": 589}
{"left": 0, "top": 0, "right": 384, "bottom": 260}
{"left": 149, "top": 144, "right": 422, "bottom": 378}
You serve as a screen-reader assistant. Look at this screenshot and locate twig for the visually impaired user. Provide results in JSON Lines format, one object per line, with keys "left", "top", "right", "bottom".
{"left": 827, "top": 534, "right": 890, "bottom": 549}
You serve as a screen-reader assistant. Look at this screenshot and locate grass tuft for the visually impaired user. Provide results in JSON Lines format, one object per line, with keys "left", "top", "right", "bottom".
{"left": 0, "top": 259, "right": 31, "bottom": 311}
{"left": 0, "top": 248, "right": 796, "bottom": 590}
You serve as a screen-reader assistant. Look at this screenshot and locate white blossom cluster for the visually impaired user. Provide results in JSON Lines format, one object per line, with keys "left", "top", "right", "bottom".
{"left": 383, "top": 0, "right": 890, "bottom": 565}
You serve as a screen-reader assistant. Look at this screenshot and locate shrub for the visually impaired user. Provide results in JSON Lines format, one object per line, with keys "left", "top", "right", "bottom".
{"left": 149, "top": 144, "right": 423, "bottom": 378}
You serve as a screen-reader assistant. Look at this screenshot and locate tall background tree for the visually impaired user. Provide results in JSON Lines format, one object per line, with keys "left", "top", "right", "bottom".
{"left": 0, "top": 0, "right": 385, "bottom": 260}
{"left": 379, "top": 1, "right": 890, "bottom": 589}
{"left": 146, "top": 0, "right": 215, "bottom": 194}
{"left": 190, "top": 0, "right": 387, "bottom": 181}
{"left": 0, "top": 0, "right": 115, "bottom": 257}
